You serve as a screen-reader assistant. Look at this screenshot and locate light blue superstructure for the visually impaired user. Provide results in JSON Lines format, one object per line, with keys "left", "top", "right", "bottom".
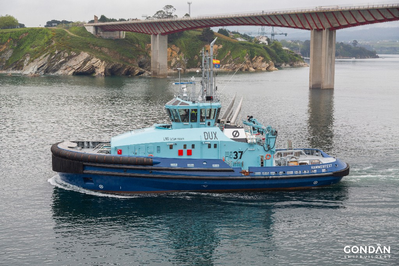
{"left": 110, "top": 38, "right": 278, "bottom": 169}
{"left": 111, "top": 96, "right": 277, "bottom": 169}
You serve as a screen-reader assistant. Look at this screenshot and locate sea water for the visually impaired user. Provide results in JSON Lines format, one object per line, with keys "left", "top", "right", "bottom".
{"left": 0, "top": 55, "right": 398, "bottom": 265}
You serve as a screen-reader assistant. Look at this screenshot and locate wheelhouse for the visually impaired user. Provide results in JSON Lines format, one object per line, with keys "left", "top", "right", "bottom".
{"left": 164, "top": 97, "right": 221, "bottom": 129}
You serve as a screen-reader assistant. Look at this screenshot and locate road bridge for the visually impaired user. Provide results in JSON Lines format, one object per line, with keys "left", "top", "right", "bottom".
{"left": 85, "top": 4, "right": 399, "bottom": 89}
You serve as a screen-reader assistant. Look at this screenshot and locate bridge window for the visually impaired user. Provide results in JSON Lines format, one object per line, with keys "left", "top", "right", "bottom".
{"left": 190, "top": 109, "right": 198, "bottom": 122}
{"left": 166, "top": 109, "right": 172, "bottom": 120}
{"left": 179, "top": 109, "right": 189, "bottom": 122}
{"left": 215, "top": 108, "right": 221, "bottom": 121}
{"left": 207, "top": 109, "right": 216, "bottom": 119}
{"left": 192, "top": 144, "right": 195, "bottom": 149}
{"left": 200, "top": 108, "right": 219, "bottom": 122}
{"left": 208, "top": 143, "right": 211, "bottom": 149}
{"left": 200, "top": 109, "right": 206, "bottom": 122}
{"left": 169, "top": 144, "right": 173, "bottom": 150}
{"left": 172, "top": 109, "right": 181, "bottom": 122}
{"left": 183, "top": 144, "right": 187, "bottom": 149}
{"left": 167, "top": 108, "right": 181, "bottom": 122}
{"left": 214, "top": 143, "right": 217, "bottom": 149}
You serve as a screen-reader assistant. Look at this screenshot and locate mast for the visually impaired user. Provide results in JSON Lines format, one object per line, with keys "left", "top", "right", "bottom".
{"left": 198, "top": 38, "right": 218, "bottom": 102}
{"left": 209, "top": 37, "right": 217, "bottom": 98}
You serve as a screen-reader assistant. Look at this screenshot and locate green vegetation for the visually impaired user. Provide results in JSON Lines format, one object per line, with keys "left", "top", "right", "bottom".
{"left": 230, "top": 31, "right": 253, "bottom": 42}
{"left": 335, "top": 42, "right": 378, "bottom": 58}
{"left": 170, "top": 30, "right": 204, "bottom": 67}
{"left": 63, "top": 27, "right": 150, "bottom": 62}
{"left": 0, "top": 28, "right": 53, "bottom": 68}
{"left": 151, "top": 5, "right": 177, "bottom": 19}
{"left": 169, "top": 29, "right": 303, "bottom": 68}
{"left": 217, "top": 28, "right": 229, "bottom": 37}
{"left": 280, "top": 39, "right": 378, "bottom": 58}
{"left": 199, "top": 28, "right": 215, "bottom": 43}
{"left": 0, "top": 15, "right": 19, "bottom": 29}
{"left": 0, "top": 27, "right": 150, "bottom": 69}
{"left": 367, "top": 41, "right": 399, "bottom": 54}
{"left": 0, "top": 26, "right": 303, "bottom": 73}
{"left": 44, "top": 19, "right": 73, "bottom": 28}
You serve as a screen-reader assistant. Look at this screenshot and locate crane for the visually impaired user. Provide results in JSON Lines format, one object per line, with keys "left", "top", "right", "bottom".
{"left": 259, "top": 26, "right": 287, "bottom": 41}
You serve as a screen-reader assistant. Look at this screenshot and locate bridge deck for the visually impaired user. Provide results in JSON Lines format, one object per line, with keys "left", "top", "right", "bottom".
{"left": 85, "top": 4, "right": 399, "bottom": 35}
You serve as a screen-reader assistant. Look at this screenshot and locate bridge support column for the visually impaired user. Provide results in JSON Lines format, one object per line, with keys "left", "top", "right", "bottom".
{"left": 151, "top": 34, "right": 168, "bottom": 77}
{"left": 309, "top": 29, "right": 336, "bottom": 89}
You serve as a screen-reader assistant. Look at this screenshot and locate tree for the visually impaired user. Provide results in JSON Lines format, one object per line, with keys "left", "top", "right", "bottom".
{"left": 98, "top": 15, "right": 117, "bottom": 22}
{"left": 168, "top": 31, "right": 184, "bottom": 43}
{"left": 98, "top": 15, "right": 108, "bottom": 22}
{"left": 163, "top": 5, "right": 176, "bottom": 17}
{"left": 45, "top": 19, "right": 73, "bottom": 27}
{"left": 152, "top": 5, "right": 177, "bottom": 19}
{"left": 300, "top": 40, "right": 310, "bottom": 57}
{"left": 0, "top": 15, "right": 19, "bottom": 29}
{"left": 200, "top": 28, "right": 214, "bottom": 42}
{"left": 218, "top": 28, "right": 229, "bottom": 37}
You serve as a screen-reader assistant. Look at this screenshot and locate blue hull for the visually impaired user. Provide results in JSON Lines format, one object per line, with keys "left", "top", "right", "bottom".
{"left": 58, "top": 169, "right": 346, "bottom": 194}
{"left": 52, "top": 143, "right": 349, "bottom": 194}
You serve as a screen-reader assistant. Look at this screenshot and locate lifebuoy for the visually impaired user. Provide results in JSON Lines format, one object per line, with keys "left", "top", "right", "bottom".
{"left": 265, "top": 154, "right": 271, "bottom": 160}
{"left": 148, "top": 154, "right": 153, "bottom": 157}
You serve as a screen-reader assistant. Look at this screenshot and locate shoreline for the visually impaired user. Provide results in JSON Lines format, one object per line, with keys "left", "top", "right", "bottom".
{"left": 0, "top": 64, "right": 309, "bottom": 77}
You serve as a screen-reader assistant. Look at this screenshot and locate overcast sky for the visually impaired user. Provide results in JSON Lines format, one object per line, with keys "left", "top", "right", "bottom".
{"left": 1, "top": 0, "right": 399, "bottom": 27}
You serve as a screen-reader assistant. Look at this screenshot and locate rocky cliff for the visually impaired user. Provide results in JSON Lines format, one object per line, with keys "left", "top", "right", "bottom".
{"left": 14, "top": 51, "right": 147, "bottom": 76}
{"left": 0, "top": 39, "right": 149, "bottom": 76}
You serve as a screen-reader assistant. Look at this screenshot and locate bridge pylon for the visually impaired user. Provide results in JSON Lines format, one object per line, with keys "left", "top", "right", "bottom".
{"left": 151, "top": 34, "right": 168, "bottom": 77}
{"left": 309, "top": 29, "right": 336, "bottom": 89}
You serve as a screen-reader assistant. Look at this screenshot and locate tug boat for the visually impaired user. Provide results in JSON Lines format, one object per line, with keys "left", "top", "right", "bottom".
{"left": 51, "top": 39, "right": 349, "bottom": 194}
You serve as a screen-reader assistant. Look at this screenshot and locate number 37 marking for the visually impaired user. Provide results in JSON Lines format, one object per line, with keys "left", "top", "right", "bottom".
{"left": 233, "top": 151, "right": 243, "bottom": 159}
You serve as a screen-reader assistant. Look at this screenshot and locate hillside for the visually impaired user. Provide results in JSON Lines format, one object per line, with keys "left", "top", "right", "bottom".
{"left": 0, "top": 27, "right": 305, "bottom": 76}
{"left": 0, "top": 27, "right": 150, "bottom": 76}
{"left": 168, "top": 30, "right": 305, "bottom": 72}
{"left": 280, "top": 39, "right": 378, "bottom": 59}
